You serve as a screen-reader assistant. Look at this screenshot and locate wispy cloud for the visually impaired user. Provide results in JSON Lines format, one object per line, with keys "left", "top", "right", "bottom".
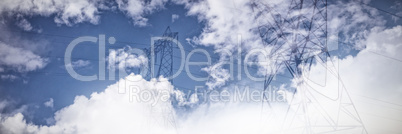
{"left": 66, "top": 60, "right": 91, "bottom": 69}
{"left": 0, "top": 74, "right": 18, "bottom": 81}
{"left": 171, "top": 14, "right": 179, "bottom": 23}
{"left": 0, "top": 42, "right": 48, "bottom": 73}
{"left": 44, "top": 98, "right": 54, "bottom": 108}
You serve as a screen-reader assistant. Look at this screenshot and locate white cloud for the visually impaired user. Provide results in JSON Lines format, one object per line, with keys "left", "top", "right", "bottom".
{"left": 390, "top": 1, "right": 402, "bottom": 22}
{"left": 2, "top": 27, "right": 402, "bottom": 132}
{"left": 202, "top": 63, "right": 231, "bottom": 89}
{"left": 108, "top": 46, "right": 148, "bottom": 70}
{"left": 175, "top": 0, "right": 261, "bottom": 50}
{"left": 173, "top": 0, "right": 266, "bottom": 88}
{"left": 44, "top": 98, "right": 54, "bottom": 108}
{"left": 0, "top": 73, "right": 290, "bottom": 134}
{"left": 291, "top": 25, "right": 402, "bottom": 133}
{"left": 327, "top": 1, "right": 385, "bottom": 49}
{"left": 66, "top": 60, "right": 91, "bottom": 69}
{"left": 0, "top": 100, "right": 28, "bottom": 117}
{"left": 0, "top": 42, "right": 48, "bottom": 73}
{"left": 0, "top": 19, "right": 49, "bottom": 80}
{"left": 0, "top": 2, "right": 400, "bottom": 134}
{"left": 15, "top": 15, "right": 33, "bottom": 31}
{"left": 0, "top": 0, "right": 168, "bottom": 27}
{"left": 0, "top": 0, "right": 103, "bottom": 26}
{"left": 115, "top": 0, "right": 168, "bottom": 26}
{"left": 173, "top": 0, "right": 386, "bottom": 88}
{"left": 314, "top": 25, "right": 402, "bottom": 100}
{"left": 0, "top": 74, "right": 177, "bottom": 134}
{"left": 0, "top": 113, "right": 38, "bottom": 134}
{"left": 171, "top": 14, "right": 179, "bottom": 23}
{"left": 0, "top": 74, "right": 18, "bottom": 81}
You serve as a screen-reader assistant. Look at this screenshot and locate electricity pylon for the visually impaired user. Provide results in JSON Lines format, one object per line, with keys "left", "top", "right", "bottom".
{"left": 142, "top": 26, "right": 179, "bottom": 133}
{"left": 143, "top": 26, "right": 178, "bottom": 85}
{"left": 253, "top": 0, "right": 367, "bottom": 133}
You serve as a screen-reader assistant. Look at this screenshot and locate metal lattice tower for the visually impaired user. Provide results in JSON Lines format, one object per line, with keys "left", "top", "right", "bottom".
{"left": 143, "top": 26, "right": 178, "bottom": 84}
{"left": 253, "top": 0, "right": 367, "bottom": 133}
{"left": 141, "top": 26, "right": 179, "bottom": 133}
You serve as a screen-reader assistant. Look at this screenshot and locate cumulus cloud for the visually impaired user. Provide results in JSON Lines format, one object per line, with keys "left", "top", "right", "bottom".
{"left": 108, "top": 46, "right": 148, "bottom": 70}
{"left": 0, "top": 72, "right": 352, "bottom": 134}
{"left": 2, "top": 26, "right": 402, "bottom": 132}
{"left": 0, "top": 74, "right": 178, "bottom": 134}
{"left": 0, "top": 42, "right": 48, "bottom": 73}
{"left": 0, "top": 1, "right": 400, "bottom": 134}
{"left": 304, "top": 25, "right": 402, "bottom": 101}
{"left": 288, "top": 25, "right": 402, "bottom": 133}
{"left": 0, "top": 74, "right": 290, "bottom": 134}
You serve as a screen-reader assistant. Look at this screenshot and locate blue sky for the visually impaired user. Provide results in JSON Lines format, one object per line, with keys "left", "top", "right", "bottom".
{"left": 0, "top": 0, "right": 402, "bottom": 133}
{"left": 0, "top": 3, "right": 209, "bottom": 124}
